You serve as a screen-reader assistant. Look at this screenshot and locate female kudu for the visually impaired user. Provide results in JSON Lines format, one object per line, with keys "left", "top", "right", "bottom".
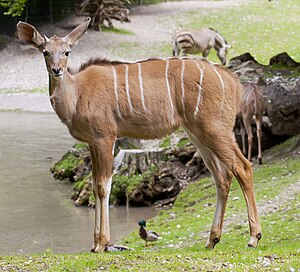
{"left": 17, "top": 18, "right": 261, "bottom": 252}
{"left": 239, "top": 83, "right": 266, "bottom": 164}
{"left": 172, "top": 27, "right": 231, "bottom": 65}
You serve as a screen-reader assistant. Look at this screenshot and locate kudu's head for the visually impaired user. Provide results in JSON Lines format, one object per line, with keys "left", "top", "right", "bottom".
{"left": 217, "top": 44, "right": 231, "bottom": 66}
{"left": 17, "top": 18, "right": 91, "bottom": 78}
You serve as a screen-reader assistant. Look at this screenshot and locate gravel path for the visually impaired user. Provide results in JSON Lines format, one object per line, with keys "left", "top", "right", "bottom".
{"left": 0, "top": 0, "right": 250, "bottom": 112}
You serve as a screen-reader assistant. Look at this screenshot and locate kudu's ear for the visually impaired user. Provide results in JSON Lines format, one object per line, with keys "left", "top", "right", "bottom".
{"left": 66, "top": 17, "right": 91, "bottom": 49}
{"left": 17, "top": 21, "right": 45, "bottom": 50}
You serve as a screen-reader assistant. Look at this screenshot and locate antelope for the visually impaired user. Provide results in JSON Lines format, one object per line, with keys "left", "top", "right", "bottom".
{"left": 172, "top": 27, "right": 231, "bottom": 65}
{"left": 238, "top": 83, "right": 266, "bottom": 164}
{"left": 17, "top": 18, "right": 261, "bottom": 252}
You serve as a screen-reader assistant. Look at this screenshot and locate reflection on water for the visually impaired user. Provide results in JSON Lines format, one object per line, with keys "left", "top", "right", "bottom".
{"left": 0, "top": 112, "right": 156, "bottom": 254}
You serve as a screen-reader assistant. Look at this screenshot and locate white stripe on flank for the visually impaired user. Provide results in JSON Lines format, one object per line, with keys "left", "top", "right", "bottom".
{"left": 211, "top": 63, "right": 225, "bottom": 111}
{"left": 124, "top": 64, "right": 134, "bottom": 113}
{"left": 181, "top": 59, "right": 187, "bottom": 120}
{"left": 111, "top": 66, "right": 121, "bottom": 118}
{"left": 193, "top": 60, "right": 204, "bottom": 117}
{"left": 165, "top": 60, "right": 174, "bottom": 121}
{"left": 137, "top": 63, "right": 149, "bottom": 113}
{"left": 212, "top": 66, "right": 225, "bottom": 92}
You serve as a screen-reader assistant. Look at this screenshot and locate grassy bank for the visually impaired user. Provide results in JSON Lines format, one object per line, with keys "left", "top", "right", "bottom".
{"left": 1, "top": 136, "right": 299, "bottom": 271}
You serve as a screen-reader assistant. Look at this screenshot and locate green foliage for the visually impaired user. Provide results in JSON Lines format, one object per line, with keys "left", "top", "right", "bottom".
{"left": 0, "top": 0, "right": 27, "bottom": 17}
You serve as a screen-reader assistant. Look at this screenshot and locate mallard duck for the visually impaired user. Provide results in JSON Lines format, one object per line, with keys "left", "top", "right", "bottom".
{"left": 138, "top": 219, "right": 160, "bottom": 246}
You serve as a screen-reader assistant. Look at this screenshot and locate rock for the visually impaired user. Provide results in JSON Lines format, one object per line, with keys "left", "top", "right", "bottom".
{"left": 127, "top": 168, "right": 181, "bottom": 206}
{"left": 114, "top": 148, "right": 167, "bottom": 175}
{"left": 229, "top": 52, "right": 300, "bottom": 136}
{"left": 269, "top": 52, "right": 300, "bottom": 67}
{"left": 264, "top": 80, "right": 300, "bottom": 135}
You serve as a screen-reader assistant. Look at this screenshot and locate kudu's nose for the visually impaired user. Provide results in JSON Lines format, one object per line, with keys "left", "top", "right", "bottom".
{"left": 52, "top": 67, "right": 62, "bottom": 76}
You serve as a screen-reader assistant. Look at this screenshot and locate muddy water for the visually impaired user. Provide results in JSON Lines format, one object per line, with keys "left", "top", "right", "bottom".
{"left": 0, "top": 112, "right": 156, "bottom": 254}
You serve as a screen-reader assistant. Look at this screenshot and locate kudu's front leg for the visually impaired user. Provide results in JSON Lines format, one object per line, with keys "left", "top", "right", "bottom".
{"left": 89, "top": 137, "right": 116, "bottom": 253}
{"left": 202, "top": 48, "right": 211, "bottom": 59}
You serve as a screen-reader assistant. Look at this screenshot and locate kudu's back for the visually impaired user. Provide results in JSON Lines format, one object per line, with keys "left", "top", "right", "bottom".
{"left": 74, "top": 58, "right": 242, "bottom": 141}
{"left": 241, "top": 83, "right": 265, "bottom": 117}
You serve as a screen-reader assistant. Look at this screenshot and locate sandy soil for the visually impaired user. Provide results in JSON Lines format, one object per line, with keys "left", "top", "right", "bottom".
{"left": 0, "top": 0, "right": 250, "bottom": 112}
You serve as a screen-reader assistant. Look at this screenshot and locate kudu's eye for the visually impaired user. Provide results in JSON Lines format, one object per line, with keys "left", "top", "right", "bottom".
{"left": 64, "top": 51, "right": 70, "bottom": 57}
{"left": 42, "top": 50, "right": 49, "bottom": 57}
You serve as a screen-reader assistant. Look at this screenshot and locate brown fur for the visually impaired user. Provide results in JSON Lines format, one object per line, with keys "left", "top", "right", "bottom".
{"left": 239, "top": 83, "right": 266, "bottom": 164}
{"left": 16, "top": 18, "right": 261, "bottom": 253}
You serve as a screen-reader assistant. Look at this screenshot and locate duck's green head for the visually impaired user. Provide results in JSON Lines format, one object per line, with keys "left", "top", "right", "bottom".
{"left": 138, "top": 220, "right": 146, "bottom": 227}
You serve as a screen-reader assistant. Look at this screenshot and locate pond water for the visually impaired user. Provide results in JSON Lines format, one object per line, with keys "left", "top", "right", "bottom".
{"left": 0, "top": 111, "right": 157, "bottom": 254}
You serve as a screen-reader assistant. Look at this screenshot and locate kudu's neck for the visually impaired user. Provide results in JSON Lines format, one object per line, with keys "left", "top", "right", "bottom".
{"left": 49, "top": 70, "right": 78, "bottom": 125}
{"left": 213, "top": 32, "right": 226, "bottom": 51}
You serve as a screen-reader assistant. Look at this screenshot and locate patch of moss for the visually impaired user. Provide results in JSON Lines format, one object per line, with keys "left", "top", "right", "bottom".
{"left": 111, "top": 165, "right": 158, "bottom": 205}
{"left": 73, "top": 142, "right": 88, "bottom": 150}
{"left": 73, "top": 173, "right": 92, "bottom": 191}
{"left": 159, "top": 136, "right": 171, "bottom": 148}
{"left": 176, "top": 137, "right": 189, "bottom": 148}
{"left": 51, "top": 153, "right": 80, "bottom": 179}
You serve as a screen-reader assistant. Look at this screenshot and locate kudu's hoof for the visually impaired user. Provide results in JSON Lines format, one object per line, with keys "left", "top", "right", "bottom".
{"left": 91, "top": 243, "right": 108, "bottom": 253}
{"left": 205, "top": 237, "right": 220, "bottom": 250}
{"left": 247, "top": 233, "right": 262, "bottom": 248}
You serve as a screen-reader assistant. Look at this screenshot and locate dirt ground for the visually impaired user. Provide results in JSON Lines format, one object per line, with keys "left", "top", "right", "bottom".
{"left": 0, "top": 0, "right": 250, "bottom": 112}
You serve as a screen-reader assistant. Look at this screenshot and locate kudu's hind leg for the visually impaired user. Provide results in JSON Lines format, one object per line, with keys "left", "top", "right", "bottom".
{"left": 89, "top": 137, "right": 116, "bottom": 252}
{"left": 239, "top": 121, "right": 247, "bottom": 156}
{"left": 185, "top": 127, "right": 261, "bottom": 248}
{"left": 210, "top": 134, "right": 261, "bottom": 247}
{"left": 242, "top": 111, "right": 253, "bottom": 162}
{"left": 255, "top": 117, "right": 263, "bottom": 164}
{"left": 185, "top": 129, "right": 233, "bottom": 248}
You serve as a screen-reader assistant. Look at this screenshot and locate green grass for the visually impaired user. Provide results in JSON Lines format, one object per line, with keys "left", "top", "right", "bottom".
{"left": 0, "top": 86, "right": 48, "bottom": 94}
{"left": 101, "top": 26, "right": 134, "bottom": 35}
{"left": 110, "top": 0, "right": 300, "bottom": 65}
{"left": 176, "top": 0, "right": 300, "bottom": 64}
{"left": 1, "top": 137, "right": 299, "bottom": 270}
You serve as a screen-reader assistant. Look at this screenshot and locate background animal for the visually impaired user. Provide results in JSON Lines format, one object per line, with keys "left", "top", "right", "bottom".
{"left": 172, "top": 27, "right": 230, "bottom": 65}
{"left": 238, "top": 82, "right": 266, "bottom": 164}
{"left": 17, "top": 18, "right": 261, "bottom": 252}
{"left": 138, "top": 220, "right": 160, "bottom": 246}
